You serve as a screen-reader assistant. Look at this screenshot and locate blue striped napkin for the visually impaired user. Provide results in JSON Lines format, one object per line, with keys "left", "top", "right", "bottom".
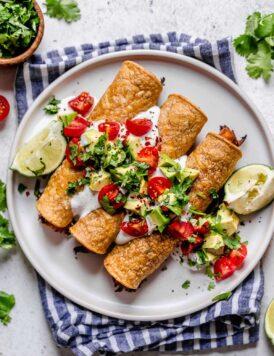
{"left": 15, "top": 32, "right": 264, "bottom": 356}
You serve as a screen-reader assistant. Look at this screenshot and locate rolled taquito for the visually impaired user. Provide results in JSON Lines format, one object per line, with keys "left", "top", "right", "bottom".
{"left": 70, "top": 94, "right": 208, "bottom": 254}
{"left": 104, "top": 130, "right": 242, "bottom": 289}
{"left": 186, "top": 132, "right": 242, "bottom": 212}
{"left": 158, "top": 94, "right": 207, "bottom": 158}
{"left": 37, "top": 61, "right": 163, "bottom": 229}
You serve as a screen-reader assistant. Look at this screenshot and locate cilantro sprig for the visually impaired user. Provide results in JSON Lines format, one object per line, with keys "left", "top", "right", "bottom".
{"left": 234, "top": 12, "right": 274, "bottom": 80}
{"left": 44, "top": 96, "right": 61, "bottom": 115}
{"left": 0, "top": 180, "right": 16, "bottom": 249}
{"left": 44, "top": 0, "right": 81, "bottom": 23}
{"left": 0, "top": 291, "right": 15, "bottom": 326}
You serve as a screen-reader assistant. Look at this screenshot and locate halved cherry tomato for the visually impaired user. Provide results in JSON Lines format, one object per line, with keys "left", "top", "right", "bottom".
{"left": 98, "top": 183, "right": 125, "bottom": 214}
{"left": 137, "top": 147, "right": 159, "bottom": 175}
{"left": 148, "top": 177, "right": 172, "bottom": 199}
{"left": 63, "top": 117, "right": 90, "bottom": 137}
{"left": 121, "top": 217, "right": 148, "bottom": 237}
{"left": 193, "top": 221, "right": 210, "bottom": 235}
{"left": 98, "top": 121, "right": 120, "bottom": 140}
{"left": 65, "top": 138, "right": 84, "bottom": 167}
{"left": 181, "top": 235, "right": 204, "bottom": 255}
{"left": 126, "top": 118, "right": 152, "bottom": 136}
{"left": 68, "top": 92, "right": 94, "bottom": 117}
{"left": 214, "top": 256, "right": 236, "bottom": 281}
{"left": 228, "top": 244, "right": 247, "bottom": 269}
{"left": 0, "top": 95, "right": 10, "bottom": 121}
{"left": 167, "top": 221, "right": 194, "bottom": 240}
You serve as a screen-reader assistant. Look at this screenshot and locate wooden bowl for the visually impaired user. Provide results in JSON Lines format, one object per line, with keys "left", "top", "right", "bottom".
{"left": 0, "top": 1, "right": 44, "bottom": 66}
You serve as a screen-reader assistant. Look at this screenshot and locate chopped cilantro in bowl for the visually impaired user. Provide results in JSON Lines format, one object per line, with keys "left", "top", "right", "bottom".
{"left": 0, "top": 0, "right": 41, "bottom": 59}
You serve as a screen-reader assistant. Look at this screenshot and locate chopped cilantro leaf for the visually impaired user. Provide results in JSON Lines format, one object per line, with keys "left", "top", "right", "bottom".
{"left": 99, "top": 195, "right": 116, "bottom": 215}
{"left": 0, "top": 180, "right": 7, "bottom": 212}
{"left": 0, "top": 291, "right": 15, "bottom": 326}
{"left": 212, "top": 291, "right": 232, "bottom": 302}
{"left": 17, "top": 183, "right": 27, "bottom": 194}
{"left": 181, "top": 280, "right": 191, "bottom": 289}
{"left": 207, "top": 281, "right": 215, "bottom": 291}
{"left": 67, "top": 177, "right": 90, "bottom": 196}
{"left": 44, "top": 96, "right": 61, "bottom": 115}
{"left": 60, "top": 112, "right": 77, "bottom": 127}
{"left": 45, "top": 0, "right": 81, "bottom": 23}
{"left": 209, "top": 188, "right": 219, "bottom": 200}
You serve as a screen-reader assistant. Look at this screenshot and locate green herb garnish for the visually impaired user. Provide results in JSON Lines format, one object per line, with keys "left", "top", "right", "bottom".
{"left": 17, "top": 183, "right": 27, "bottom": 194}
{"left": 0, "top": 214, "right": 16, "bottom": 249}
{"left": 212, "top": 291, "right": 232, "bottom": 302}
{"left": 67, "top": 177, "right": 90, "bottom": 196}
{"left": 209, "top": 188, "right": 219, "bottom": 200}
{"left": 0, "top": 180, "right": 7, "bottom": 212}
{"left": 60, "top": 112, "right": 77, "bottom": 127}
{"left": 208, "top": 281, "right": 215, "bottom": 291}
{"left": 0, "top": 291, "right": 15, "bottom": 325}
{"left": 99, "top": 195, "right": 116, "bottom": 215}
{"left": 233, "top": 12, "right": 274, "bottom": 80}
{"left": 44, "top": 0, "right": 81, "bottom": 23}
{"left": 44, "top": 97, "right": 61, "bottom": 115}
{"left": 181, "top": 280, "right": 191, "bottom": 289}
{"left": 0, "top": 0, "right": 40, "bottom": 58}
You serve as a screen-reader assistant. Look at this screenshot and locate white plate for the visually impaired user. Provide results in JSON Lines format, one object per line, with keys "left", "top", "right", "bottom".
{"left": 7, "top": 51, "right": 274, "bottom": 321}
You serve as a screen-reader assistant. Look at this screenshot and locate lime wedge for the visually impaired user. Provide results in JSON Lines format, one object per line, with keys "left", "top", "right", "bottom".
{"left": 11, "top": 120, "right": 66, "bottom": 177}
{"left": 265, "top": 299, "right": 274, "bottom": 346}
{"left": 224, "top": 164, "right": 274, "bottom": 215}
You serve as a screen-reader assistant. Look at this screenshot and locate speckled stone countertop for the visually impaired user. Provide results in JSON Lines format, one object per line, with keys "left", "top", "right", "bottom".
{"left": 0, "top": 1, "right": 273, "bottom": 355}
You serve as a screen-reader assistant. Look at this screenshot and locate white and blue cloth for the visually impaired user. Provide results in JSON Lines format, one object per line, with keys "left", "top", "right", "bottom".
{"left": 15, "top": 33, "right": 264, "bottom": 356}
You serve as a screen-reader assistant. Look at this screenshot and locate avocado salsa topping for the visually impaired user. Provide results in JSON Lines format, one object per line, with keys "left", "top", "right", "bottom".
{"left": 61, "top": 91, "right": 248, "bottom": 283}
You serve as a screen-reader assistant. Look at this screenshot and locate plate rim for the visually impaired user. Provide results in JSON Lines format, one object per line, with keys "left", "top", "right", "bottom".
{"left": 7, "top": 49, "right": 274, "bottom": 321}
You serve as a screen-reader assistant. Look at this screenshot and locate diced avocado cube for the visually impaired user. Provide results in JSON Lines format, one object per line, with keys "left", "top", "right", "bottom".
{"left": 111, "top": 165, "right": 137, "bottom": 180}
{"left": 124, "top": 197, "right": 149, "bottom": 214}
{"left": 159, "top": 153, "right": 178, "bottom": 167}
{"left": 160, "top": 166, "right": 178, "bottom": 179}
{"left": 204, "top": 251, "right": 218, "bottom": 263}
{"left": 127, "top": 136, "right": 142, "bottom": 159}
{"left": 217, "top": 203, "right": 239, "bottom": 236}
{"left": 82, "top": 129, "right": 103, "bottom": 148}
{"left": 158, "top": 192, "right": 182, "bottom": 216}
{"left": 148, "top": 207, "right": 170, "bottom": 233}
{"left": 90, "top": 170, "right": 111, "bottom": 191}
{"left": 139, "top": 178, "right": 148, "bottom": 195}
{"left": 203, "top": 232, "right": 225, "bottom": 256}
{"left": 180, "top": 167, "right": 199, "bottom": 182}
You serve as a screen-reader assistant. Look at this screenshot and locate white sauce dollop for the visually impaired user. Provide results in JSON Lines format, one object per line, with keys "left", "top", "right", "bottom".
{"left": 71, "top": 185, "right": 100, "bottom": 219}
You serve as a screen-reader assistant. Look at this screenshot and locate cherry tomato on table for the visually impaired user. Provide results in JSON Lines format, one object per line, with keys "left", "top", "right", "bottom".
{"left": 148, "top": 176, "right": 172, "bottom": 199}
{"left": 68, "top": 92, "right": 94, "bottom": 117}
{"left": 126, "top": 118, "right": 152, "bottom": 136}
{"left": 65, "top": 138, "right": 84, "bottom": 167}
{"left": 0, "top": 95, "right": 10, "bottom": 121}
{"left": 98, "top": 121, "right": 120, "bottom": 140}
{"left": 63, "top": 117, "right": 90, "bottom": 137}
{"left": 98, "top": 183, "right": 126, "bottom": 215}
{"left": 137, "top": 147, "right": 159, "bottom": 175}
{"left": 121, "top": 217, "right": 149, "bottom": 237}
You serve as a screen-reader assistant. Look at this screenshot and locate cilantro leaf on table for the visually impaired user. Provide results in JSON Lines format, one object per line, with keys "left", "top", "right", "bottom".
{"left": 0, "top": 291, "right": 15, "bottom": 326}
{"left": 44, "top": 0, "right": 81, "bottom": 23}
{"left": 0, "top": 180, "right": 7, "bottom": 212}
{"left": 233, "top": 11, "right": 274, "bottom": 80}
{"left": 0, "top": 214, "right": 16, "bottom": 249}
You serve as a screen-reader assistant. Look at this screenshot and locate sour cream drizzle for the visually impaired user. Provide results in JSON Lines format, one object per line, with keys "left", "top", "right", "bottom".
{"left": 71, "top": 185, "right": 100, "bottom": 219}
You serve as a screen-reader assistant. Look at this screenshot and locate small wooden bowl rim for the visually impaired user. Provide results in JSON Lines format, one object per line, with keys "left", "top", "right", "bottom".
{"left": 0, "top": 1, "right": 44, "bottom": 66}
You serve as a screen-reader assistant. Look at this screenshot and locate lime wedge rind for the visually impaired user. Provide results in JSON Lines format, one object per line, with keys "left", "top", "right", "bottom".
{"left": 265, "top": 299, "right": 274, "bottom": 346}
{"left": 11, "top": 120, "right": 66, "bottom": 177}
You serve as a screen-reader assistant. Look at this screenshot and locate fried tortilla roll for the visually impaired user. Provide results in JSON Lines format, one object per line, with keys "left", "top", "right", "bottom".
{"left": 37, "top": 61, "right": 163, "bottom": 230}
{"left": 70, "top": 210, "right": 125, "bottom": 254}
{"left": 104, "top": 129, "right": 243, "bottom": 289}
{"left": 89, "top": 60, "right": 163, "bottom": 123}
{"left": 70, "top": 93, "right": 207, "bottom": 254}
{"left": 186, "top": 131, "right": 242, "bottom": 212}
{"left": 104, "top": 233, "right": 177, "bottom": 289}
{"left": 158, "top": 94, "right": 207, "bottom": 158}
{"left": 36, "top": 160, "right": 84, "bottom": 229}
